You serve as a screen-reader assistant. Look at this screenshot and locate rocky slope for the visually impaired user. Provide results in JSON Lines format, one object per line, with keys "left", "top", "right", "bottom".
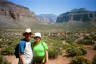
{"left": 0, "top": 0, "right": 38, "bottom": 29}
{"left": 0, "top": 1, "right": 36, "bottom": 19}
{"left": 56, "top": 8, "right": 96, "bottom": 22}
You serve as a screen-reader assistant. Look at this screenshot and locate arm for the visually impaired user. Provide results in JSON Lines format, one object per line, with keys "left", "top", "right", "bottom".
{"left": 45, "top": 50, "right": 48, "bottom": 64}
{"left": 19, "top": 41, "right": 26, "bottom": 64}
{"left": 19, "top": 54, "right": 26, "bottom": 64}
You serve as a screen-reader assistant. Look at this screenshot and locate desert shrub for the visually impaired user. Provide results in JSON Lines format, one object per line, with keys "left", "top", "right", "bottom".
{"left": 71, "top": 43, "right": 87, "bottom": 55}
{"left": 66, "top": 47, "right": 83, "bottom": 57}
{"left": 65, "top": 36, "right": 79, "bottom": 43}
{"left": 77, "top": 35, "right": 96, "bottom": 45}
{"left": 78, "top": 46, "right": 87, "bottom": 55}
{"left": 42, "top": 37, "right": 63, "bottom": 59}
{"left": 62, "top": 43, "right": 72, "bottom": 49}
{"left": 92, "top": 55, "right": 96, "bottom": 64}
{"left": 84, "top": 35, "right": 92, "bottom": 39}
{"left": 1, "top": 47, "right": 14, "bottom": 55}
{"left": 0, "top": 43, "right": 2, "bottom": 48}
{"left": 77, "top": 39, "right": 94, "bottom": 45}
{"left": 0, "top": 55, "right": 11, "bottom": 64}
{"left": 70, "top": 56, "right": 92, "bottom": 64}
{"left": 64, "top": 43, "right": 87, "bottom": 57}
{"left": 48, "top": 46, "right": 62, "bottom": 59}
{"left": 93, "top": 43, "right": 96, "bottom": 50}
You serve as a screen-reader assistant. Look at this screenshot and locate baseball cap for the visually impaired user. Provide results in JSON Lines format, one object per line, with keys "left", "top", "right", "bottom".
{"left": 34, "top": 32, "right": 41, "bottom": 38}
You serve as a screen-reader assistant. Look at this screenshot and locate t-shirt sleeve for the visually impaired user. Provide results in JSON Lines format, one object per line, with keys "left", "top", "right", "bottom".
{"left": 42, "top": 42, "right": 48, "bottom": 50}
{"left": 19, "top": 41, "right": 25, "bottom": 54}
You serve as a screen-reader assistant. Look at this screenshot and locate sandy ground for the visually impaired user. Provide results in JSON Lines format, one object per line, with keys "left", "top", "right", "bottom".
{"left": 5, "top": 45, "right": 96, "bottom": 64}
{"left": 5, "top": 53, "right": 71, "bottom": 64}
{"left": 84, "top": 45, "right": 96, "bottom": 61}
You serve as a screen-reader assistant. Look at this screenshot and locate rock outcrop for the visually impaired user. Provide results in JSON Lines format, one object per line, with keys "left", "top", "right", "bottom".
{"left": 56, "top": 8, "right": 96, "bottom": 22}
{"left": 0, "top": 0, "right": 38, "bottom": 29}
{"left": 0, "top": 1, "right": 35, "bottom": 20}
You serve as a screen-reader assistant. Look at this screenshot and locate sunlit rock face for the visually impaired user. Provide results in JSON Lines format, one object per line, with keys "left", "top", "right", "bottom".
{"left": 56, "top": 8, "right": 96, "bottom": 22}
{"left": 0, "top": 0, "right": 38, "bottom": 29}
{"left": 0, "top": 0, "right": 35, "bottom": 19}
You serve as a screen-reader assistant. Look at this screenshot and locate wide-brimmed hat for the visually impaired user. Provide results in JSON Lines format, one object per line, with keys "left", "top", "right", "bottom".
{"left": 23, "top": 28, "right": 32, "bottom": 36}
{"left": 25, "top": 28, "right": 31, "bottom": 33}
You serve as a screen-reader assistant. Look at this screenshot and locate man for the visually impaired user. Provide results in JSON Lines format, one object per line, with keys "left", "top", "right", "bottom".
{"left": 32, "top": 32, "right": 48, "bottom": 64}
{"left": 18, "top": 28, "right": 33, "bottom": 64}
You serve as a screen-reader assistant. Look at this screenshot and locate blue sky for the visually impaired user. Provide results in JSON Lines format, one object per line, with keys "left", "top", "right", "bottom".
{"left": 8, "top": 0, "right": 96, "bottom": 15}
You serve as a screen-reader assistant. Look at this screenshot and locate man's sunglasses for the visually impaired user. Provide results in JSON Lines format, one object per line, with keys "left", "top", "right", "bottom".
{"left": 24, "top": 33, "right": 32, "bottom": 35}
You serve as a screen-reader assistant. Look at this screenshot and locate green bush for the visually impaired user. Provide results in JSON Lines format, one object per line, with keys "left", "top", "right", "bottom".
{"left": 92, "top": 55, "right": 96, "bottom": 64}
{"left": 77, "top": 35, "right": 96, "bottom": 45}
{"left": 66, "top": 47, "right": 83, "bottom": 57}
{"left": 93, "top": 43, "right": 96, "bottom": 50}
{"left": 43, "top": 37, "right": 63, "bottom": 59}
{"left": 64, "top": 43, "right": 87, "bottom": 57}
{"left": 72, "top": 43, "right": 87, "bottom": 55}
{"left": 65, "top": 36, "right": 78, "bottom": 43}
{"left": 0, "top": 55, "right": 11, "bottom": 64}
{"left": 1, "top": 47, "right": 14, "bottom": 55}
{"left": 77, "top": 40, "right": 94, "bottom": 45}
{"left": 48, "top": 47, "right": 62, "bottom": 59}
{"left": 79, "top": 47, "right": 87, "bottom": 55}
{"left": 70, "top": 56, "right": 92, "bottom": 64}
{"left": 0, "top": 43, "right": 2, "bottom": 48}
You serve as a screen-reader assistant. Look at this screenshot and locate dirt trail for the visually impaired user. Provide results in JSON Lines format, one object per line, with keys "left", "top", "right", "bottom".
{"left": 48, "top": 53, "right": 71, "bottom": 64}
{"left": 5, "top": 56, "right": 18, "bottom": 64}
{"left": 84, "top": 45, "right": 96, "bottom": 61}
{"left": 5, "top": 45, "right": 96, "bottom": 64}
{"left": 5, "top": 53, "right": 71, "bottom": 64}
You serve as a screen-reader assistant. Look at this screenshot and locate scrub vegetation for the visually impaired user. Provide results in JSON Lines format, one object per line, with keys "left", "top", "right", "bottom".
{"left": 0, "top": 31, "right": 96, "bottom": 64}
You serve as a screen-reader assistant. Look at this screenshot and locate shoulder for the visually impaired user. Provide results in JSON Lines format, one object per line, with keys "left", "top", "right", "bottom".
{"left": 41, "top": 41, "right": 46, "bottom": 44}
{"left": 41, "top": 41, "right": 47, "bottom": 46}
{"left": 19, "top": 39, "right": 26, "bottom": 46}
{"left": 41, "top": 41, "right": 48, "bottom": 49}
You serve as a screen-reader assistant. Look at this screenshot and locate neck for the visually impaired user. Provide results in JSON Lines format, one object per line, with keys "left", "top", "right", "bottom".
{"left": 25, "top": 38, "right": 30, "bottom": 42}
{"left": 36, "top": 41, "right": 40, "bottom": 43}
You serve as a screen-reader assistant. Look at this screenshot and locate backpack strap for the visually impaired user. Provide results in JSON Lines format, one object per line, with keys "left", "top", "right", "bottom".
{"left": 41, "top": 42, "right": 46, "bottom": 64}
{"left": 41, "top": 42, "right": 45, "bottom": 50}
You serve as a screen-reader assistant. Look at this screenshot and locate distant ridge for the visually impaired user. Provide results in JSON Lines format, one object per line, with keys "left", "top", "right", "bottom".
{"left": 36, "top": 14, "right": 57, "bottom": 22}
{"left": 56, "top": 8, "right": 96, "bottom": 22}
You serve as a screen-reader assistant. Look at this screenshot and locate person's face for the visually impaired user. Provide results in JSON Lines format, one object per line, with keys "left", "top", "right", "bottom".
{"left": 34, "top": 37, "right": 41, "bottom": 43}
{"left": 24, "top": 33, "right": 31, "bottom": 41}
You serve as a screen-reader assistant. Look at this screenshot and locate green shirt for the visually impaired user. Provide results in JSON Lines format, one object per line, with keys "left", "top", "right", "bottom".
{"left": 32, "top": 41, "right": 48, "bottom": 57}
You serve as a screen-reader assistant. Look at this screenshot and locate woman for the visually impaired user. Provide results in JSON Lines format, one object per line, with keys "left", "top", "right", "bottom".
{"left": 32, "top": 32, "right": 48, "bottom": 64}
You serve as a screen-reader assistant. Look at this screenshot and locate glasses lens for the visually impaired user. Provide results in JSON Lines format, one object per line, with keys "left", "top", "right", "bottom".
{"left": 34, "top": 37, "right": 40, "bottom": 39}
{"left": 25, "top": 33, "right": 31, "bottom": 35}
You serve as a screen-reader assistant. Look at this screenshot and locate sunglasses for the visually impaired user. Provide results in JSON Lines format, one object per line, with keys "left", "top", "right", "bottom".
{"left": 34, "top": 37, "right": 41, "bottom": 39}
{"left": 24, "top": 33, "right": 32, "bottom": 35}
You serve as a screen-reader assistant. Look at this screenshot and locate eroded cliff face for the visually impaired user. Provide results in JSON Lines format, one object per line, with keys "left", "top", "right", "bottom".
{"left": 0, "top": 0, "right": 38, "bottom": 29}
{"left": 0, "top": 1, "right": 35, "bottom": 20}
{"left": 56, "top": 8, "right": 96, "bottom": 22}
